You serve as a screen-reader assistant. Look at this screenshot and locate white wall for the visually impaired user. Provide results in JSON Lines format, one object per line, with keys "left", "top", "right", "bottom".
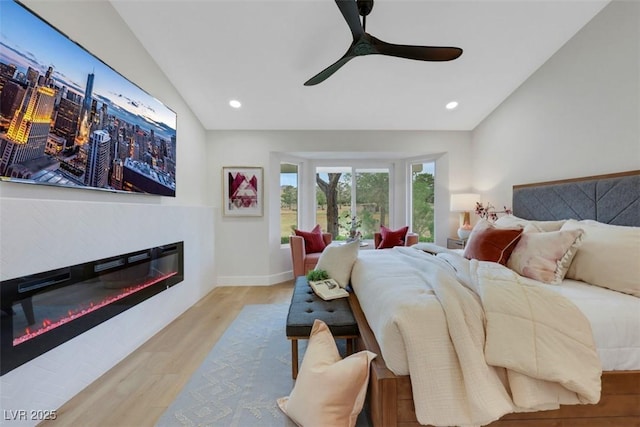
{"left": 471, "top": 1, "right": 640, "bottom": 208}
{"left": 208, "top": 130, "right": 472, "bottom": 285}
{"left": 0, "top": 2, "right": 213, "bottom": 425}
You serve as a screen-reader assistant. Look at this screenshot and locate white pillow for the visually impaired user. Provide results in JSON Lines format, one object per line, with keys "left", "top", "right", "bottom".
{"left": 507, "top": 227, "right": 584, "bottom": 284}
{"left": 562, "top": 219, "right": 640, "bottom": 297}
{"left": 315, "top": 241, "right": 359, "bottom": 288}
{"left": 277, "top": 320, "right": 376, "bottom": 427}
{"left": 495, "top": 214, "right": 566, "bottom": 232}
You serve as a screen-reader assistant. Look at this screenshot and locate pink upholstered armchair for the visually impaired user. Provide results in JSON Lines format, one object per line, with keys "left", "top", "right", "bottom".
{"left": 289, "top": 233, "right": 333, "bottom": 277}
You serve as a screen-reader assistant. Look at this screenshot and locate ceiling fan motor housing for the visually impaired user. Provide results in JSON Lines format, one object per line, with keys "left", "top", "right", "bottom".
{"left": 357, "top": 0, "right": 374, "bottom": 16}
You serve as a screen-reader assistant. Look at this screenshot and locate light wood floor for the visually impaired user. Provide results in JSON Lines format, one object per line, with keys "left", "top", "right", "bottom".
{"left": 38, "top": 282, "right": 294, "bottom": 427}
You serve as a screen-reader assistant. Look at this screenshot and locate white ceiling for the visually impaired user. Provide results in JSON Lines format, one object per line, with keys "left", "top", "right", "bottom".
{"left": 111, "top": 0, "right": 609, "bottom": 131}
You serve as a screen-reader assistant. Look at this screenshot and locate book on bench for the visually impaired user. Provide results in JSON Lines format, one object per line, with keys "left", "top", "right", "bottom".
{"left": 309, "top": 279, "right": 349, "bottom": 301}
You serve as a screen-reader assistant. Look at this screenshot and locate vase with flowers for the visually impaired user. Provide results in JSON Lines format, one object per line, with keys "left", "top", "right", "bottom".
{"left": 339, "top": 211, "right": 362, "bottom": 242}
{"left": 475, "top": 202, "right": 512, "bottom": 222}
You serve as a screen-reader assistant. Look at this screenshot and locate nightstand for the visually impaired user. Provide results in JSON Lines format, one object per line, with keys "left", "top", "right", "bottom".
{"left": 447, "top": 237, "right": 467, "bottom": 250}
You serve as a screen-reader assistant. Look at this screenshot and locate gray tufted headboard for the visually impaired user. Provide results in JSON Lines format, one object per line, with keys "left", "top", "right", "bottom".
{"left": 512, "top": 170, "right": 640, "bottom": 227}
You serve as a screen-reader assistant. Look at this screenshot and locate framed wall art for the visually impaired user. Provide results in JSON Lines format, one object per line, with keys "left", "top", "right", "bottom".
{"left": 222, "top": 167, "right": 263, "bottom": 217}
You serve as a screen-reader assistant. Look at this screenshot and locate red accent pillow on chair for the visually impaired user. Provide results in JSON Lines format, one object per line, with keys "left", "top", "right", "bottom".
{"left": 377, "top": 225, "right": 409, "bottom": 249}
{"left": 294, "top": 224, "right": 327, "bottom": 254}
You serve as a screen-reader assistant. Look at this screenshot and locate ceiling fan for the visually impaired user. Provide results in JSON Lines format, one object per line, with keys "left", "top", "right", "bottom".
{"left": 304, "top": 0, "right": 463, "bottom": 86}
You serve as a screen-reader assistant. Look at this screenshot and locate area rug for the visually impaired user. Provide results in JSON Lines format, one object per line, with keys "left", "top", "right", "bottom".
{"left": 156, "top": 303, "right": 371, "bottom": 427}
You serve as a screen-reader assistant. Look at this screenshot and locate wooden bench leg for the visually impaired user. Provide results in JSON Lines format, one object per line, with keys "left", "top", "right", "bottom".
{"left": 346, "top": 338, "right": 354, "bottom": 355}
{"left": 291, "top": 339, "right": 299, "bottom": 379}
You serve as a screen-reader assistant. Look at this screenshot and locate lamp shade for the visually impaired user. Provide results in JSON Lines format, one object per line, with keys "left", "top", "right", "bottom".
{"left": 450, "top": 193, "right": 480, "bottom": 212}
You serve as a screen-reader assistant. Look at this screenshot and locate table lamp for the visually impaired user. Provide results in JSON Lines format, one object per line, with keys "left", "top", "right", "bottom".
{"left": 450, "top": 193, "right": 480, "bottom": 239}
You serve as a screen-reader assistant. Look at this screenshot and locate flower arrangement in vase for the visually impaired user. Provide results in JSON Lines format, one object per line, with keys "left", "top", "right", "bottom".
{"left": 475, "top": 202, "right": 512, "bottom": 222}
{"left": 339, "top": 211, "right": 362, "bottom": 242}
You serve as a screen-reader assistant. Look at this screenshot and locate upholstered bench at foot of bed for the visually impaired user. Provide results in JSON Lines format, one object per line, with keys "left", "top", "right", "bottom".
{"left": 285, "top": 276, "right": 359, "bottom": 379}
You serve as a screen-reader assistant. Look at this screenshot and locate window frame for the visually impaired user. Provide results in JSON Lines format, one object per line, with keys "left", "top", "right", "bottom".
{"left": 274, "top": 153, "right": 444, "bottom": 249}
{"left": 279, "top": 161, "right": 300, "bottom": 243}
{"left": 407, "top": 159, "right": 437, "bottom": 243}
{"left": 312, "top": 160, "right": 395, "bottom": 240}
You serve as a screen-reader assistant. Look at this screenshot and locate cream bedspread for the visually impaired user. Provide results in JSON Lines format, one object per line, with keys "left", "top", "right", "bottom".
{"left": 350, "top": 247, "right": 601, "bottom": 427}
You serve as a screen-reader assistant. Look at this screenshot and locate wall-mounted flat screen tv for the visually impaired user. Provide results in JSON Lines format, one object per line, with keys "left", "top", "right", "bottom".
{"left": 0, "top": 1, "right": 177, "bottom": 196}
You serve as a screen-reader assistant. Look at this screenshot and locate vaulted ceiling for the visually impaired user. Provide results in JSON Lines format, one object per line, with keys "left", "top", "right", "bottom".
{"left": 111, "top": 0, "right": 609, "bottom": 131}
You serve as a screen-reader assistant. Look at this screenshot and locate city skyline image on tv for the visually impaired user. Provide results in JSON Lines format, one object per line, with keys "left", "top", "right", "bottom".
{"left": 0, "top": 0, "right": 177, "bottom": 196}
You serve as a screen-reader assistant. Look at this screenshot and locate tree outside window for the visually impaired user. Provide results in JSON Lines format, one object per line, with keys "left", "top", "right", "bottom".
{"left": 411, "top": 162, "right": 435, "bottom": 242}
{"left": 280, "top": 163, "right": 298, "bottom": 243}
{"left": 316, "top": 167, "right": 390, "bottom": 240}
{"left": 316, "top": 170, "right": 346, "bottom": 238}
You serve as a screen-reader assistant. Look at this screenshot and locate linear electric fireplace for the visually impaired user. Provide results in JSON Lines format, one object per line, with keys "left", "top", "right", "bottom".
{"left": 0, "top": 242, "right": 184, "bottom": 375}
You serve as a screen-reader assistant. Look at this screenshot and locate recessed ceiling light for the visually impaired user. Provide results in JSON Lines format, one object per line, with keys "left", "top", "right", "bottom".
{"left": 446, "top": 101, "right": 459, "bottom": 110}
{"left": 229, "top": 99, "right": 242, "bottom": 109}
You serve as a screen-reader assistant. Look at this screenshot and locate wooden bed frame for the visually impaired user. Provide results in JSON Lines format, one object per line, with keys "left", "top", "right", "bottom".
{"left": 350, "top": 171, "right": 640, "bottom": 427}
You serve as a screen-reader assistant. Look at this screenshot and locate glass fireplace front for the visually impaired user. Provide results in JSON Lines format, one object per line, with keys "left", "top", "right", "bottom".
{"left": 1, "top": 242, "right": 184, "bottom": 375}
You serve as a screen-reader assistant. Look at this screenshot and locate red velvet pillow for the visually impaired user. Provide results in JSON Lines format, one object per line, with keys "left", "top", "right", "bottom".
{"left": 463, "top": 220, "right": 523, "bottom": 265}
{"left": 377, "top": 225, "right": 409, "bottom": 249}
{"left": 294, "top": 224, "right": 327, "bottom": 254}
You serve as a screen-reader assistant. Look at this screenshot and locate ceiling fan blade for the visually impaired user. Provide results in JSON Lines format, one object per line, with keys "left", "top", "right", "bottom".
{"left": 335, "top": 0, "right": 364, "bottom": 39}
{"left": 372, "top": 36, "right": 463, "bottom": 61}
{"left": 304, "top": 54, "right": 355, "bottom": 86}
{"left": 305, "top": 1, "right": 463, "bottom": 86}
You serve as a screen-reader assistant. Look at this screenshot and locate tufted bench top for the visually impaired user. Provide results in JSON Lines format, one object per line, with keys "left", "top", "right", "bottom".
{"left": 286, "top": 276, "right": 358, "bottom": 338}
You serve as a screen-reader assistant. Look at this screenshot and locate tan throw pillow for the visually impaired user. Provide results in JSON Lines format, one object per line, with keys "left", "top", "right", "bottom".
{"left": 463, "top": 219, "right": 523, "bottom": 265}
{"left": 507, "top": 227, "right": 584, "bottom": 284}
{"left": 277, "top": 320, "right": 376, "bottom": 427}
{"left": 562, "top": 220, "right": 640, "bottom": 297}
{"left": 315, "top": 240, "right": 359, "bottom": 288}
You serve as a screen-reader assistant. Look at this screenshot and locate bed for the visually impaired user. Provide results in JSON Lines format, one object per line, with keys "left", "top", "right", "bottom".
{"left": 349, "top": 170, "right": 640, "bottom": 427}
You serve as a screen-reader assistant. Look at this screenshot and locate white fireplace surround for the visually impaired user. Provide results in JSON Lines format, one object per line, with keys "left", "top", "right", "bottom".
{"left": 0, "top": 195, "right": 214, "bottom": 426}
